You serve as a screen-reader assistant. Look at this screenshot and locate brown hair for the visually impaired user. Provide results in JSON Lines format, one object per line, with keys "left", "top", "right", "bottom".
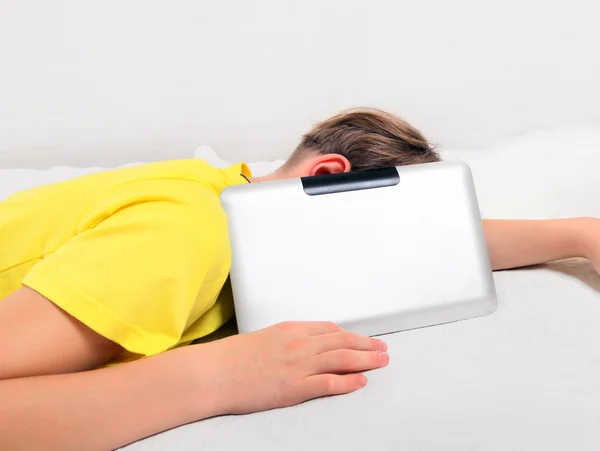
{"left": 286, "top": 108, "right": 440, "bottom": 171}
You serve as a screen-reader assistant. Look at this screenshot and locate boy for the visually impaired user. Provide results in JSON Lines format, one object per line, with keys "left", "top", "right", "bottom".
{"left": 1, "top": 108, "right": 599, "bottom": 451}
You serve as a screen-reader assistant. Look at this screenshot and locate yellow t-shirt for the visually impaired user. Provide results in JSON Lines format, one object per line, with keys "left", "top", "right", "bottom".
{"left": 0, "top": 159, "right": 251, "bottom": 362}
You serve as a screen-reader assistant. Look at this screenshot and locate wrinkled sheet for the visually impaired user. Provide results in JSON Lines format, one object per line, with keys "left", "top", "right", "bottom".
{"left": 3, "top": 132, "right": 600, "bottom": 451}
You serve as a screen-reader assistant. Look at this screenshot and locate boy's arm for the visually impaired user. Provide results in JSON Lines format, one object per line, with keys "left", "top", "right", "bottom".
{"left": 0, "top": 286, "right": 122, "bottom": 380}
{"left": 483, "top": 218, "right": 600, "bottom": 271}
{"left": 0, "top": 287, "right": 386, "bottom": 451}
{"left": 0, "top": 345, "right": 221, "bottom": 451}
{"left": 0, "top": 286, "right": 213, "bottom": 450}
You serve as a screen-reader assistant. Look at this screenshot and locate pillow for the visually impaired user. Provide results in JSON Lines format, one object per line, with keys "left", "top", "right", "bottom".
{"left": 442, "top": 126, "right": 600, "bottom": 219}
{"left": 0, "top": 144, "right": 279, "bottom": 201}
{"left": 194, "top": 145, "right": 284, "bottom": 177}
{"left": 0, "top": 163, "right": 144, "bottom": 201}
{"left": 195, "top": 127, "right": 600, "bottom": 220}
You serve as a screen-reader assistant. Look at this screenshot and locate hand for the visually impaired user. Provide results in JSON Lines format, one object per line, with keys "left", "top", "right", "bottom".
{"left": 192, "top": 321, "right": 389, "bottom": 415}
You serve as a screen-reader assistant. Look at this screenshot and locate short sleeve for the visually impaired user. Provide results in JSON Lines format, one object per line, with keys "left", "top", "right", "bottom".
{"left": 22, "top": 178, "right": 231, "bottom": 356}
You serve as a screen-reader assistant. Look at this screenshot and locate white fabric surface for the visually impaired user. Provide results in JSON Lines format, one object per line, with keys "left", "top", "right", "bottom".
{"left": 125, "top": 131, "right": 600, "bottom": 450}
{"left": 0, "top": 163, "right": 143, "bottom": 201}
{"left": 2, "top": 132, "right": 600, "bottom": 450}
{"left": 123, "top": 263, "right": 600, "bottom": 451}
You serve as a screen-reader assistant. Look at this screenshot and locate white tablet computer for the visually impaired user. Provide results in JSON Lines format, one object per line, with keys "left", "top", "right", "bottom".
{"left": 220, "top": 160, "right": 497, "bottom": 336}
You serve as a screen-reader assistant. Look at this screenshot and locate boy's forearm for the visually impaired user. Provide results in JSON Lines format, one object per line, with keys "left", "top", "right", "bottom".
{"left": 483, "top": 218, "right": 597, "bottom": 270}
{"left": 0, "top": 346, "right": 219, "bottom": 451}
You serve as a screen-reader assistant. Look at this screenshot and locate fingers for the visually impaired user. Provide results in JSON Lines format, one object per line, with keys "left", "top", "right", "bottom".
{"left": 312, "top": 331, "right": 387, "bottom": 354}
{"left": 302, "top": 321, "right": 342, "bottom": 336}
{"left": 312, "top": 349, "right": 389, "bottom": 375}
{"left": 302, "top": 373, "right": 368, "bottom": 400}
{"left": 274, "top": 321, "right": 342, "bottom": 336}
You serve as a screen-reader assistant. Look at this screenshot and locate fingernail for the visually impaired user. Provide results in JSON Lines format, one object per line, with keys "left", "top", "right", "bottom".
{"left": 379, "top": 352, "right": 389, "bottom": 366}
{"left": 377, "top": 340, "right": 388, "bottom": 352}
{"left": 356, "top": 374, "right": 367, "bottom": 387}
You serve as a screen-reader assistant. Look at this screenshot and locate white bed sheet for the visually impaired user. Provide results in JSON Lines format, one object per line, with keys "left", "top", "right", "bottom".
{"left": 0, "top": 163, "right": 144, "bottom": 200}
{"left": 122, "top": 262, "right": 600, "bottom": 451}
{"left": 2, "top": 132, "right": 600, "bottom": 450}
{"left": 124, "top": 131, "right": 600, "bottom": 451}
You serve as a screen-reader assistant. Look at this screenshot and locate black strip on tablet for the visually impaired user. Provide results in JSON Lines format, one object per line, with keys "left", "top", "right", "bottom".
{"left": 301, "top": 167, "right": 400, "bottom": 196}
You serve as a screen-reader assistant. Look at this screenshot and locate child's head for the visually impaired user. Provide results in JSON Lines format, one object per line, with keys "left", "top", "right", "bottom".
{"left": 256, "top": 108, "right": 441, "bottom": 181}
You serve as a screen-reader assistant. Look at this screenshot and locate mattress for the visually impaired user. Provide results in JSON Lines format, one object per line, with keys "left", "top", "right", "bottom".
{"left": 119, "top": 132, "right": 600, "bottom": 450}
{"left": 2, "top": 133, "right": 600, "bottom": 450}
{"left": 121, "top": 261, "right": 600, "bottom": 451}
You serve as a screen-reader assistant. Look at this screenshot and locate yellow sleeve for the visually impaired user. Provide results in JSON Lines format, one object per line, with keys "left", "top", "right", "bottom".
{"left": 22, "top": 178, "right": 231, "bottom": 356}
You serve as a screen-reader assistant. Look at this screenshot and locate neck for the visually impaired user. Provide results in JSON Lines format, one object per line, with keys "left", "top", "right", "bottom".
{"left": 249, "top": 175, "right": 269, "bottom": 183}
{"left": 250, "top": 169, "right": 289, "bottom": 183}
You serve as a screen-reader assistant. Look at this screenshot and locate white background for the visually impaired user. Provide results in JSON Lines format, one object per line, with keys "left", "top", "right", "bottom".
{"left": 1, "top": 0, "right": 600, "bottom": 168}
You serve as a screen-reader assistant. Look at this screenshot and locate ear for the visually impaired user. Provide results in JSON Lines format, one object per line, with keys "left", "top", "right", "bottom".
{"left": 307, "top": 154, "right": 351, "bottom": 177}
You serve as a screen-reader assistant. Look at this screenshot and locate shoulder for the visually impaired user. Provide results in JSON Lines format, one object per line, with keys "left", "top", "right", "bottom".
{"left": 80, "top": 176, "right": 228, "bottom": 236}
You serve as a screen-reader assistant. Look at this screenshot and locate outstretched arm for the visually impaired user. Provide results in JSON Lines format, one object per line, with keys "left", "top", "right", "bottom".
{"left": 483, "top": 217, "right": 600, "bottom": 271}
{"left": 0, "top": 288, "right": 387, "bottom": 451}
{"left": 0, "top": 287, "right": 215, "bottom": 451}
{"left": 0, "top": 345, "right": 220, "bottom": 451}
